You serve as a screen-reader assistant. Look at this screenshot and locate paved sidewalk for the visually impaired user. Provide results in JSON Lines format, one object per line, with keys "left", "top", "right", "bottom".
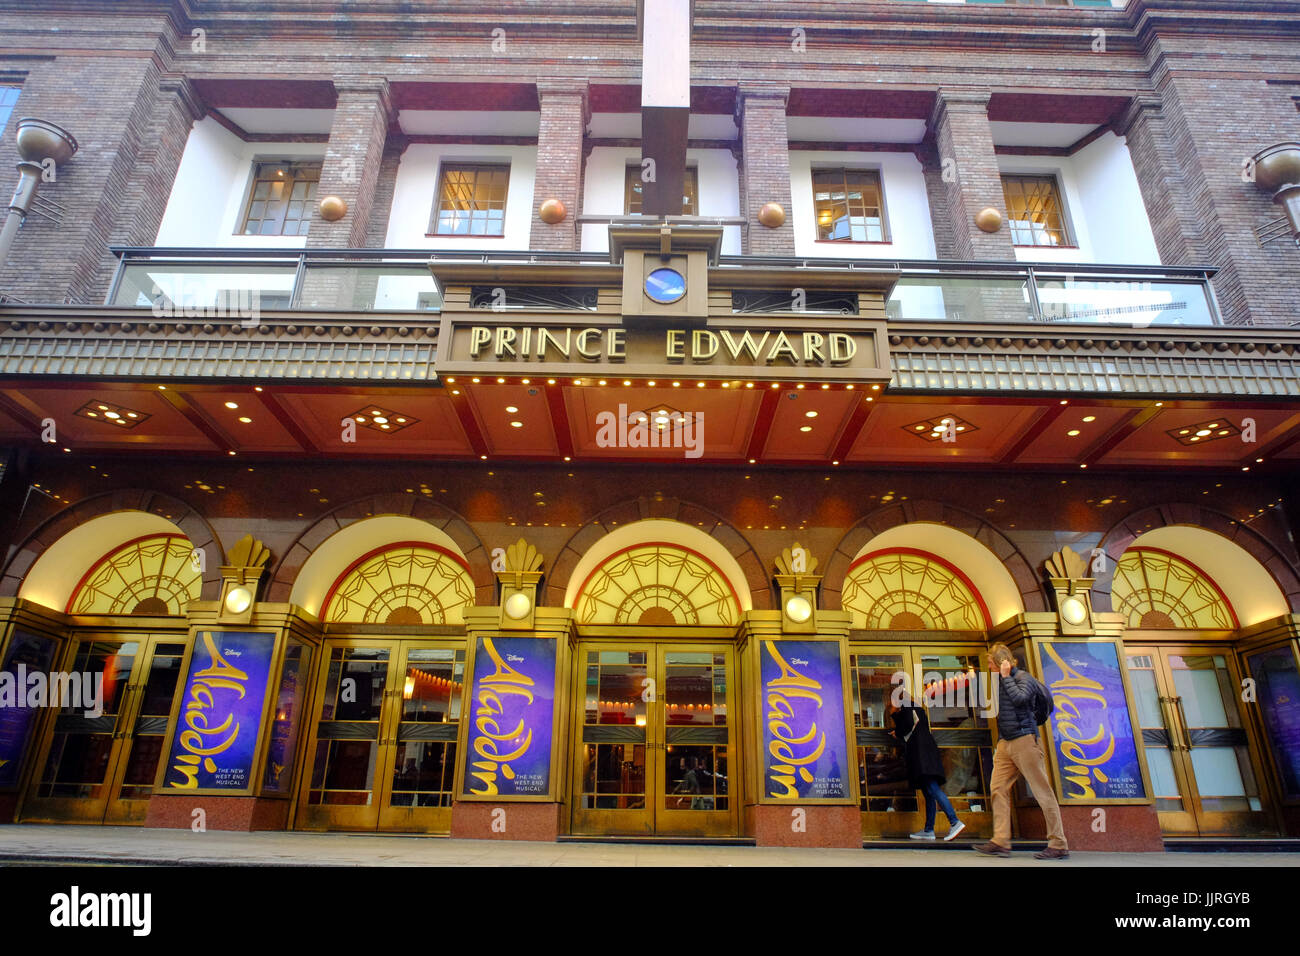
{"left": 0, "top": 825, "right": 1296, "bottom": 866}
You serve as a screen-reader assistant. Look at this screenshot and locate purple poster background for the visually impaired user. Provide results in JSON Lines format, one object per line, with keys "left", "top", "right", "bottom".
{"left": 165, "top": 631, "right": 275, "bottom": 791}
{"left": 1248, "top": 646, "right": 1300, "bottom": 798}
{"left": 761, "top": 640, "right": 848, "bottom": 799}
{"left": 1040, "top": 640, "right": 1145, "bottom": 801}
{"left": 0, "top": 631, "right": 57, "bottom": 788}
{"left": 462, "top": 636, "right": 556, "bottom": 797}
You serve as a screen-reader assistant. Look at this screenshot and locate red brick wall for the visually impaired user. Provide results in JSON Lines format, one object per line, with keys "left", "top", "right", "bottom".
{"left": 530, "top": 81, "right": 587, "bottom": 252}
{"left": 307, "top": 77, "right": 394, "bottom": 250}
{"left": 736, "top": 84, "right": 795, "bottom": 256}
{"left": 930, "top": 89, "right": 1016, "bottom": 262}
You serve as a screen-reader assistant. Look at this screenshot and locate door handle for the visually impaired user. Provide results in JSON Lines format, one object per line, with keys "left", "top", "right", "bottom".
{"left": 1171, "top": 696, "right": 1194, "bottom": 752}
{"left": 1158, "top": 696, "right": 1187, "bottom": 752}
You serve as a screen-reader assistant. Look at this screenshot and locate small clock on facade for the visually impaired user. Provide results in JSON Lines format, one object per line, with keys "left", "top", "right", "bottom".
{"left": 644, "top": 267, "right": 687, "bottom": 304}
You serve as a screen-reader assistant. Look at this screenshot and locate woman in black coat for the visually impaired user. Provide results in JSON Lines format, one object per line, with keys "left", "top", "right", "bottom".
{"left": 891, "top": 695, "right": 966, "bottom": 841}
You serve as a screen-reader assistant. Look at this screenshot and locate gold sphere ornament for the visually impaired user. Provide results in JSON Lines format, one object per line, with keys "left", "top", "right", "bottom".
{"left": 318, "top": 195, "right": 348, "bottom": 222}
{"left": 538, "top": 198, "right": 567, "bottom": 224}
{"left": 975, "top": 207, "right": 1003, "bottom": 233}
{"left": 757, "top": 202, "right": 786, "bottom": 228}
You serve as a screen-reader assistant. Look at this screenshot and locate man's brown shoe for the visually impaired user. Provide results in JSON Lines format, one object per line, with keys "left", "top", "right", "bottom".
{"left": 1034, "top": 847, "right": 1070, "bottom": 860}
{"left": 972, "top": 841, "right": 1011, "bottom": 857}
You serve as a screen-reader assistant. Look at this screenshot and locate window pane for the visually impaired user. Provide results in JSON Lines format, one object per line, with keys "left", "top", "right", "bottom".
{"left": 1001, "top": 174, "right": 1068, "bottom": 247}
{"left": 813, "top": 168, "right": 884, "bottom": 242}
{"left": 433, "top": 164, "right": 510, "bottom": 235}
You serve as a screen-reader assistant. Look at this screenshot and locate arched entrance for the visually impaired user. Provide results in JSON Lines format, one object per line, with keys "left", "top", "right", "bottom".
{"left": 1110, "top": 534, "right": 1283, "bottom": 838}
{"left": 837, "top": 524, "right": 1022, "bottom": 843}
{"left": 564, "top": 520, "right": 749, "bottom": 839}
{"left": 292, "top": 523, "right": 476, "bottom": 834}
{"left": 17, "top": 517, "right": 200, "bottom": 826}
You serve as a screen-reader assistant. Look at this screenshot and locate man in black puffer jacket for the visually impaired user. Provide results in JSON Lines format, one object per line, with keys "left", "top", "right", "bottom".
{"left": 972, "top": 643, "right": 1070, "bottom": 860}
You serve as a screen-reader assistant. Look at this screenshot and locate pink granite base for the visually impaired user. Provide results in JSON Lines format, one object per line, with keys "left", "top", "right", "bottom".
{"left": 1016, "top": 803, "right": 1164, "bottom": 851}
{"left": 753, "top": 803, "right": 861, "bottom": 848}
{"left": 144, "top": 794, "right": 291, "bottom": 831}
{"left": 450, "top": 801, "right": 562, "bottom": 841}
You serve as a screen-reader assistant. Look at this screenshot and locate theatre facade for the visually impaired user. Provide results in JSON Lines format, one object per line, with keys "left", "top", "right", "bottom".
{"left": 0, "top": 0, "right": 1299, "bottom": 851}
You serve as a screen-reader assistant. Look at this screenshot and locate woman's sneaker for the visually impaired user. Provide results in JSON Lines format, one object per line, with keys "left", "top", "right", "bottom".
{"left": 908, "top": 830, "right": 936, "bottom": 840}
{"left": 943, "top": 820, "right": 966, "bottom": 841}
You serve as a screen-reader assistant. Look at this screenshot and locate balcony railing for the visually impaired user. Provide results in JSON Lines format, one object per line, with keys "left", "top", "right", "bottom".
{"left": 102, "top": 247, "right": 1225, "bottom": 328}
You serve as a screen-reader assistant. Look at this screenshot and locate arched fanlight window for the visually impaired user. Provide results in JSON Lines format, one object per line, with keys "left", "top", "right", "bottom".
{"left": 1110, "top": 548, "right": 1236, "bottom": 629}
{"left": 573, "top": 543, "right": 740, "bottom": 626}
{"left": 841, "top": 548, "right": 989, "bottom": 630}
{"left": 322, "top": 543, "right": 474, "bottom": 625}
{"left": 67, "top": 533, "right": 202, "bottom": 616}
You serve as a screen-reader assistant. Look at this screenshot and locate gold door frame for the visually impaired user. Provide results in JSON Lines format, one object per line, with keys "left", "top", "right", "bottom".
{"left": 848, "top": 640, "right": 994, "bottom": 841}
{"left": 568, "top": 630, "right": 741, "bottom": 838}
{"left": 294, "top": 635, "right": 466, "bottom": 834}
{"left": 19, "top": 631, "right": 187, "bottom": 825}
{"left": 1122, "top": 637, "right": 1277, "bottom": 838}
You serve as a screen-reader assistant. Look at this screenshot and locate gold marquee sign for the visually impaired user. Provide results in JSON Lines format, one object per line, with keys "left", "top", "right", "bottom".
{"left": 431, "top": 224, "right": 896, "bottom": 384}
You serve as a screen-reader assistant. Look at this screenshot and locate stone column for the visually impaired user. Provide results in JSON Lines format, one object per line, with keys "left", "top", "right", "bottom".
{"left": 928, "top": 88, "right": 1016, "bottom": 261}
{"left": 735, "top": 83, "right": 795, "bottom": 256}
{"left": 530, "top": 80, "right": 588, "bottom": 252}
{"left": 307, "top": 76, "right": 396, "bottom": 250}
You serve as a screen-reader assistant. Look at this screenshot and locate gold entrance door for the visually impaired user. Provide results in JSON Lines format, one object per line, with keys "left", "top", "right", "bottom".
{"left": 296, "top": 639, "right": 465, "bottom": 833}
{"left": 21, "top": 636, "right": 187, "bottom": 825}
{"left": 1125, "top": 646, "right": 1274, "bottom": 837}
{"left": 571, "top": 643, "right": 738, "bottom": 837}
{"left": 850, "top": 644, "right": 995, "bottom": 841}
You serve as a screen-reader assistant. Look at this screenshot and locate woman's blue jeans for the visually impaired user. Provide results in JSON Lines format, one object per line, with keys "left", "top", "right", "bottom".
{"left": 921, "top": 778, "right": 958, "bottom": 831}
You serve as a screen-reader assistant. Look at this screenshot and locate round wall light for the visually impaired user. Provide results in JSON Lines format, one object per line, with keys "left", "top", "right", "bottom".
{"left": 224, "top": 586, "right": 253, "bottom": 615}
{"left": 1059, "top": 596, "right": 1087, "bottom": 626}
{"left": 504, "top": 592, "right": 533, "bottom": 620}
{"left": 785, "top": 594, "right": 813, "bottom": 624}
{"left": 975, "top": 207, "right": 1003, "bottom": 233}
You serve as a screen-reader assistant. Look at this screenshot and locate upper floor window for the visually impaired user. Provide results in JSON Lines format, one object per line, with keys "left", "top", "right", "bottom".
{"left": 241, "top": 160, "right": 321, "bottom": 236}
{"left": 431, "top": 163, "right": 509, "bottom": 236}
{"left": 812, "top": 168, "right": 887, "bottom": 242}
{"left": 1001, "top": 173, "right": 1072, "bottom": 247}
{"left": 625, "top": 164, "right": 699, "bottom": 215}
{"left": 0, "top": 86, "right": 19, "bottom": 137}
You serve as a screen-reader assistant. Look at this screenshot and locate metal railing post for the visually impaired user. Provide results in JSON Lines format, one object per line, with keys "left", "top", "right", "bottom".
{"left": 1025, "top": 266, "right": 1045, "bottom": 323}
{"left": 289, "top": 253, "right": 307, "bottom": 307}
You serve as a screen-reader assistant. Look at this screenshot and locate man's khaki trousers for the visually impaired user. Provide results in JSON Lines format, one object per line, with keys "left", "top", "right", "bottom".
{"left": 990, "top": 733, "right": 1068, "bottom": 850}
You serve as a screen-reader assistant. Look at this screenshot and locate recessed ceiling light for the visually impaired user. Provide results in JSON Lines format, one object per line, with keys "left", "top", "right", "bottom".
{"left": 510, "top": 421, "right": 523, "bottom": 428}
{"left": 505, "top": 406, "right": 519, "bottom": 414}
{"left": 1082, "top": 416, "right": 1096, "bottom": 422}
{"left": 238, "top": 417, "right": 252, "bottom": 424}
{"left": 800, "top": 425, "right": 813, "bottom": 432}
{"left": 225, "top": 401, "right": 238, "bottom": 409}
{"left": 805, "top": 411, "right": 818, "bottom": 418}
{"left": 1067, "top": 429, "right": 1080, "bottom": 436}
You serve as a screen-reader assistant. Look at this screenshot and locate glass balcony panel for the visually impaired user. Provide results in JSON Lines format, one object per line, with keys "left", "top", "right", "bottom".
{"left": 113, "top": 263, "right": 297, "bottom": 311}
{"left": 885, "top": 275, "right": 1034, "bottom": 323}
{"left": 1033, "top": 277, "right": 1215, "bottom": 326}
{"left": 296, "top": 264, "right": 442, "bottom": 312}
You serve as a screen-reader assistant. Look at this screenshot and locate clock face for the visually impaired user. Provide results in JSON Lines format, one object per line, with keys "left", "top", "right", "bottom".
{"left": 644, "top": 267, "right": 686, "bottom": 304}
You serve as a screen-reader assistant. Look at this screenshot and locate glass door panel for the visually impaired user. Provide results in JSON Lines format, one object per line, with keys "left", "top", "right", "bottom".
{"left": 656, "top": 646, "right": 736, "bottom": 836}
{"left": 298, "top": 642, "right": 395, "bottom": 830}
{"left": 572, "top": 647, "right": 653, "bottom": 835}
{"left": 104, "top": 641, "right": 187, "bottom": 823}
{"left": 851, "top": 650, "right": 917, "bottom": 836}
{"left": 22, "top": 636, "right": 183, "bottom": 825}
{"left": 379, "top": 645, "right": 465, "bottom": 832}
{"left": 850, "top": 645, "right": 993, "bottom": 841}
{"left": 1126, "top": 646, "right": 1274, "bottom": 837}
